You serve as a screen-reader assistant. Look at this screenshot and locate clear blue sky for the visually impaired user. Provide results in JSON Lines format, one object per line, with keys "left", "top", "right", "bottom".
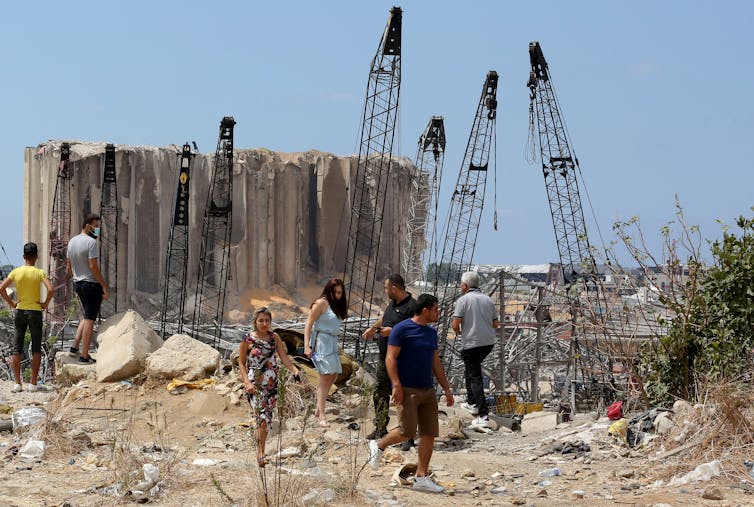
{"left": 1, "top": 1, "right": 752, "bottom": 268}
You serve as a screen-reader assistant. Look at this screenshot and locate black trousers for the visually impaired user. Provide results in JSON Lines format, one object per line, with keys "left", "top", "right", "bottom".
{"left": 461, "top": 344, "right": 494, "bottom": 417}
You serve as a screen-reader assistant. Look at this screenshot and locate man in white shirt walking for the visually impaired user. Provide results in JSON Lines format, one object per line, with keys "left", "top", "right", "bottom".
{"left": 451, "top": 271, "right": 500, "bottom": 428}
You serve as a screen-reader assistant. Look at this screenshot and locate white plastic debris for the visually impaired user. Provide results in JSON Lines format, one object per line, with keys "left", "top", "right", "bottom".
{"left": 11, "top": 407, "right": 46, "bottom": 430}
{"left": 668, "top": 460, "right": 721, "bottom": 486}
{"left": 18, "top": 439, "right": 46, "bottom": 461}
{"left": 192, "top": 458, "right": 218, "bottom": 466}
{"left": 143, "top": 463, "right": 159, "bottom": 483}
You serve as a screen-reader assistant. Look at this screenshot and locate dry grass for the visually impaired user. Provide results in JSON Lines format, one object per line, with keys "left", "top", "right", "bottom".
{"left": 654, "top": 379, "right": 754, "bottom": 481}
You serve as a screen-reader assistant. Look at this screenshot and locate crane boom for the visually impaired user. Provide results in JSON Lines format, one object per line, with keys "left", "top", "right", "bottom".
{"left": 435, "top": 71, "right": 499, "bottom": 366}
{"left": 528, "top": 41, "right": 615, "bottom": 410}
{"left": 402, "top": 116, "right": 446, "bottom": 286}
{"left": 47, "top": 142, "right": 73, "bottom": 327}
{"left": 99, "top": 143, "right": 118, "bottom": 318}
{"left": 342, "top": 6, "right": 402, "bottom": 359}
{"left": 160, "top": 143, "right": 193, "bottom": 338}
{"left": 193, "top": 117, "right": 235, "bottom": 347}
{"left": 527, "top": 41, "right": 596, "bottom": 285}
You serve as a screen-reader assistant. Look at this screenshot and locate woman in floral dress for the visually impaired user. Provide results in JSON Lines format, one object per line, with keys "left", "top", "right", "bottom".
{"left": 239, "top": 307, "right": 302, "bottom": 466}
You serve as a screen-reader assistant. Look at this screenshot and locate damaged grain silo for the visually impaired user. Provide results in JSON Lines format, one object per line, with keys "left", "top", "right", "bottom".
{"left": 23, "top": 141, "right": 422, "bottom": 322}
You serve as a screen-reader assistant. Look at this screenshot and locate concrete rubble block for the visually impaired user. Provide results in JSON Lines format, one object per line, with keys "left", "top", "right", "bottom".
{"left": 95, "top": 310, "right": 162, "bottom": 382}
{"left": 145, "top": 334, "right": 221, "bottom": 381}
{"left": 521, "top": 411, "right": 559, "bottom": 434}
{"left": 55, "top": 353, "right": 95, "bottom": 384}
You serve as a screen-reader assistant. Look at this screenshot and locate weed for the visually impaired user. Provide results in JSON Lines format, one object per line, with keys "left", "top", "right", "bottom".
{"left": 210, "top": 472, "right": 235, "bottom": 504}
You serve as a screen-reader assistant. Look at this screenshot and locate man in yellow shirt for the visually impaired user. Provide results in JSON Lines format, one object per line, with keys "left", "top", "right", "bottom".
{"left": 0, "top": 243, "right": 53, "bottom": 392}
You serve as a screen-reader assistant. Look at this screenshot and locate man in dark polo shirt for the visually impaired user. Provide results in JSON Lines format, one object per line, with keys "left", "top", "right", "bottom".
{"left": 362, "top": 273, "right": 417, "bottom": 442}
{"left": 367, "top": 293, "right": 454, "bottom": 493}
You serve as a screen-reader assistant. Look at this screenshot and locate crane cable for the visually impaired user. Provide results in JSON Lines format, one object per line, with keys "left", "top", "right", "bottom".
{"left": 492, "top": 120, "right": 499, "bottom": 231}
{"left": 0, "top": 241, "right": 12, "bottom": 267}
{"left": 549, "top": 76, "right": 611, "bottom": 264}
{"left": 525, "top": 90, "right": 538, "bottom": 165}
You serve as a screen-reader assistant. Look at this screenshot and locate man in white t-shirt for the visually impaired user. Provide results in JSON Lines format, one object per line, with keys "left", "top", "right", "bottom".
{"left": 451, "top": 271, "right": 500, "bottom": 428}
{"left": 67, "top": 214, "right": 109, "bottom": 363}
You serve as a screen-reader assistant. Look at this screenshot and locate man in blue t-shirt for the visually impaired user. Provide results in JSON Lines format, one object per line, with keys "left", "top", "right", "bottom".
{"left": 367, "top": 294, "right": 454, "bottom": 494}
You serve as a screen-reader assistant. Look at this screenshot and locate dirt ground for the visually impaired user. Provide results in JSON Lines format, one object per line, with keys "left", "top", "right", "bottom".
{"left": 1, "top": 371, "right": 753, "bottom": 507}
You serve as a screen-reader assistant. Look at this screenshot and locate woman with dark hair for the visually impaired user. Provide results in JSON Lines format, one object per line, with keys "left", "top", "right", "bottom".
{"left": 304, "top": 278, "right": 348, "bottom": 427}
{"left": 239, "top": 307, "right": 302, "bottom": 466}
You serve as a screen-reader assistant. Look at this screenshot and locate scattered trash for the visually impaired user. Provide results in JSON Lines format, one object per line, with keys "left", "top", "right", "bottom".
{"left": 607, "top": 401, "right": 623, "bottom": 420}
{"left": 143, "top": 463, "right": 159, "bottom": 483}
{"left": 191, "top": 458, "right": 218, "bottom": 466}
{"left": 538, "top": 467, "right": 560, "bottom": 477}
{"left": 608, "top": 419, "right": 628, "bottom": 443}
{"left": 745, "top": 460, "right": 754, "bottom": 479}
{"left": 668, "top": 460, "right": 721, "bottom": 486}
{"left": 11, "top": 407, "right": 46, "bottom": 430}
{"left": 18, "top": 439, "right": 45, "bottom": 461}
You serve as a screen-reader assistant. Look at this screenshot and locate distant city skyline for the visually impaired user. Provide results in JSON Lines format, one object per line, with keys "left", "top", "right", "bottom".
{"left": 1, "top": 1, "right": 752, "bottom": 269}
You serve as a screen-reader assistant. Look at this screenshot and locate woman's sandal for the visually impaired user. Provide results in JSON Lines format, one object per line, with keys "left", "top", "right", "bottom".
{"left": 318, "top": 419, "right": 330, "bottom": 428}
{"left": 257, "top": 456, "right": 268, "bottom": 467}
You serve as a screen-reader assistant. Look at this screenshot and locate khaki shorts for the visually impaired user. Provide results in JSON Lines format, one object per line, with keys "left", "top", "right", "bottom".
{"left": 394, "top": 387, "right": 439, "bottom": 439}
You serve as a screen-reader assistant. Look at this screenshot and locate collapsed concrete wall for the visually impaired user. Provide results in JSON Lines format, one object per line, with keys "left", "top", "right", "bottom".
{"left": 24, "top": 141, "right": 420, "bottom": 315}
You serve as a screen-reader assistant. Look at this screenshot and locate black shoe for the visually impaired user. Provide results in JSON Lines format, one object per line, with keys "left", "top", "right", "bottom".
{"left": 79, "top": 355, "right": 96, "bottom": 364}
{"left": 69, "top": 346, "right": 79, "bottom": 354}
{"left": 398, "top": 439, "right": 414, "bottom": 451}
{"left": 366, "top": 429, "right": 387, "bottom": 440}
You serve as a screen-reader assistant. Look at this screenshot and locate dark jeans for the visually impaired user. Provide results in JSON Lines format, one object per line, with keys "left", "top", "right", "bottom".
{"left": 14, "top": 309, "right": 43, "bottom": 355}
{"left": 461, "top": 344, "right": 494, "bottom": 417}
{"left": 373, "top": 359, "right": 391, "bottom": 434}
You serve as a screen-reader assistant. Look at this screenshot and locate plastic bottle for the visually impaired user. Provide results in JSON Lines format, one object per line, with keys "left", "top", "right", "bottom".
{"left": 538, "top": 467, "right": 561, "bottom": 477}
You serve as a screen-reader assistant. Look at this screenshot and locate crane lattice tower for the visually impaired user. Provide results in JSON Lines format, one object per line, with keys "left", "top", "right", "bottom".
{"left": 342, "top": 6, "right": 402, "bottom": 360}
{"left": 99, "top": 143, "right": 118, "bottom": 318}
{"left": 402, "top": 116, "right": 446, "bottom": 287}
{"left": 160, "top": 143, "right": 194, "bottom": 338}
{"left": 434, "top": 71, "right": 499, "bottom": 368}
{"left": 193, "top": 117, "right": 236, "bottom": 348}
{"left": 46, "top": 142, "right": 73, "bottom": 334}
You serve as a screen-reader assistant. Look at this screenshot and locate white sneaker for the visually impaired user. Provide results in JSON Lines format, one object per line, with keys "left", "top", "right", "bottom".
{"left": 460, "top": 402, "right": 478, "bottom": 415}
{"left": 11, "top": 383, "right": 23, "bottom": 393}
{"left": 368, "top": 439, "right": 383, "bottom": 470}
{"left": 413, "top": 475, "right": 445, "bottom": 493}
{"left": 471, "top": 416, "right": 491, "bottom": 428}
{"left": 26, "top": 384, "right": 49, "bottom": 392}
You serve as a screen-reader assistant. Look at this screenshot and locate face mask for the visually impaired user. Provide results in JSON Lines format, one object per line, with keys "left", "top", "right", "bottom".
{"left": 94, "top": 227, "right": 101, "bottom": 237}
{"left": 87, "top": 226, "right": 100, "bottom": 239}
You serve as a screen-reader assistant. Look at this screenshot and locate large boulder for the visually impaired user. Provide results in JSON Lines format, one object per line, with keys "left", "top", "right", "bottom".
{"left": 145, "top": 334, "right": 221, "bottom": 381}
{"left": 95, "top": 310, "right": 162, "bottom": 382}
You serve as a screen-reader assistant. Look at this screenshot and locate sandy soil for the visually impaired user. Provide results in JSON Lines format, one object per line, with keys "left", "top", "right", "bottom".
{"left": 1, "top": 371, "right": 753, "bottom": 507}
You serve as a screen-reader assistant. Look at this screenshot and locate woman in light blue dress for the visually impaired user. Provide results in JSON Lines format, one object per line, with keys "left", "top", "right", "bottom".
{"left": 304, "top": 278, "right": 348, "bottom": 427}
